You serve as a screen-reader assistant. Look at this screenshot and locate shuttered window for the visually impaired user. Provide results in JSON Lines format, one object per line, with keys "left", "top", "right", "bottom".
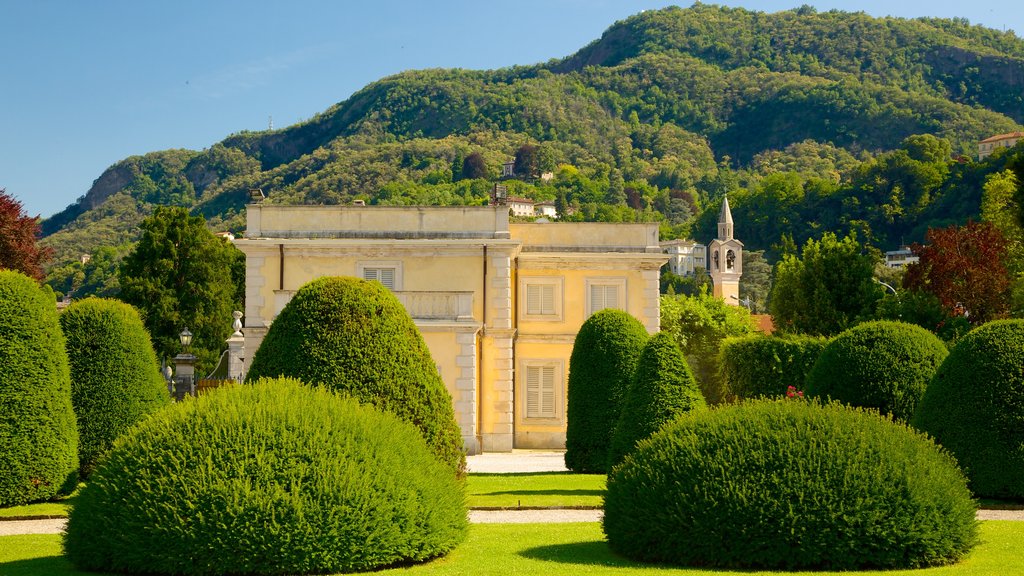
{"left": 362, "top": 267, "right": 396, "bottom": 290}
{"left": 526, "top": 283, "right": 555, "bottom": 316}
{"left": 519, "top": 277, "right": 563, "bottom": 321}
{"left": 587, "top": 279, "right": 625, "bottom": 316}
{"left": 525, "top": 364, "right": 557, "bottom": 419}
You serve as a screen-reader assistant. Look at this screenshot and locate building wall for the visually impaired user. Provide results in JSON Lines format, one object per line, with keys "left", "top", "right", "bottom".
{"left": 237, "top": 205, "right": 666, "bottom": 453}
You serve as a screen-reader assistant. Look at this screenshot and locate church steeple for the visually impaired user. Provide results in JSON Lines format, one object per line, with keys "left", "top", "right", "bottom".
{"left": 709, "top": 195, "right": 743, "bottom": 305}
{"left": 718, "top": 195, "right": 734, "bottom": 240}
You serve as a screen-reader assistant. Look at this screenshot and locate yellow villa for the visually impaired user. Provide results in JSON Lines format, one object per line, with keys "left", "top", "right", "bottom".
{"left": 235, "top": 204, "right": 667, "bottom": 453}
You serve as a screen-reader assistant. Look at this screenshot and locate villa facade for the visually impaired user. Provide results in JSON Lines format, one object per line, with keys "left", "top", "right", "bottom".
{"left": 235, "top": 204, "right": 666, "bottom": 453}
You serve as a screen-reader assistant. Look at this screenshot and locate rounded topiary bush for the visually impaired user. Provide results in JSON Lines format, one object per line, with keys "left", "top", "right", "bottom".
{"left": 0, "top": 270, "right": 78, "bottom": 506}
{"left": 565, "top": 309, "right": 649, "bottom": 473}
{"left": 60, "top": 297, "right": 170, "bottom": 477}
{"left": 608, "top": 331, "right": 704, "bottom": 469}
{"left": 719, "top": 334, "right": 827, "bottom": 399}
{"left": 806, "top": 321, "right": 947, "bottom": 421}
{"left": 604, "top": 399, "right": 978, "bottom": 570}
{"left": 246, "top": 276, "right": 464, "bottom": 473}
{"left": 913, "top": 319, "right": 1024, "bottom": 499}
{"left": 64, "top": 378, "right": 468, "bottom": 575}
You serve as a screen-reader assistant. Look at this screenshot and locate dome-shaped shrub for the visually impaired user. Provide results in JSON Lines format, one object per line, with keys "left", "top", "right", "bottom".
{"left": 64, "top": 378, "right": 468, "bottom": 575}
{"left": 806, "top": 321, "right": 947, "bottom": 421}
{"left": 604, "top": 400, "right": 978, "bottom": 570}
{"left": 565, "top": 309, "right": 649, "bottom": 473}
{"left": 607, "top": 331, "right": 704, "bottom": 469}
{"left": 913, "top": 319, "right": 1024, "bottom": 499}
{"left": 0, "top": 270, "right": 78, "bottom": 505}
{"left": 60, "top": 297, "right": 170, "bottom": 477}
{"left": 719, "top": 334, "right": 827, "bottom": 399}
{"left": 246, "top": 276, "right": 464, "bottom": 473}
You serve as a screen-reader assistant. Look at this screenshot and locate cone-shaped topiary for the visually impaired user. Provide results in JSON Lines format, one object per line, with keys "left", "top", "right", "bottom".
{"left": 564, "top": 309, "right": 649, "bottom": 473}
{"left": 913, "top": 319, "right": 1024, "bottom": 499}
{"left": 245, "top": 276, "right": 464, "bottom": 473}
{"left": 64, "top": 378, "right": 468, "bottom": 575}
{"left": 604, "top": 399, "right": 978, "bottom": 570}
{"left": 0, "top": 270, "right": 78, "bottom": 505}
{"left": 60, "top": 297, "right": 170, "bottom": 477}
{"left": 806, "top": 320, "right": 947, "bottom": 421}
{"left": 608, "top": 331, "right": 705, "bottom": 469}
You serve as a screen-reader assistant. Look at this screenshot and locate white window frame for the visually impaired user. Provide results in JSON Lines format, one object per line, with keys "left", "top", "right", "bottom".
{"left": 521, "top": 359, "right": 563, "bottom": 422}
{"left": 585, "top": 277, "right": 627, "bottom": 317}
{"left": 357, "top": 261, "right": 403, "bottom": 291}
{"left": 519, "top": 276, "right": 564, "bottom": 322}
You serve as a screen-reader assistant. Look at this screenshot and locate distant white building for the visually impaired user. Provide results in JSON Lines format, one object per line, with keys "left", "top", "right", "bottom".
{"left": 661, "top": 239, "right": 707, "bottom": 276}
{"left": 508, "top": 197, "right": 536, "bottom": 217}
{"left": 535, "top": 201, "right": 557, "bottom": 219}
{"left": 885, "top": 246, "right": 919, "bottom": 268}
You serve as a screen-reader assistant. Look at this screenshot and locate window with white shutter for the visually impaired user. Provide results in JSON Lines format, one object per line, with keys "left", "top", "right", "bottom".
{"left": 357, "top": 261, "right": 402, "bottom": 291}
{"left": 586, "top": 278, "right": 626, "bottom": 316}
{"left": 524, "top": 362, "right": 559, "bottom": 419}
{"left": 519, "top": 276, "right": 563, "bottom": 321}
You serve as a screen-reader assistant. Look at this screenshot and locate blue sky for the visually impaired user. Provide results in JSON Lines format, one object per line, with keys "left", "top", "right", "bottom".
{"left": 1, "top": 1, "right": 1021, "bottom": 219}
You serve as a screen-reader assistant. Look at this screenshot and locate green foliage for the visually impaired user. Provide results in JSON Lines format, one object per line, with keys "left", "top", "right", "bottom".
{"left": 603, "top": 399, "right": 979, "bottom": 570}
{"left": 769, "top": 232, "right": 881, "bottom": 336}
{"left": 874, "top": 288, "right": 972, "bottom": 343}
{"left": 806, "top": 321, "right": 947, "bottom": 421}
{"left": 38, "top": 4, "right": 1024, "bottom": 300}
{"left": 913, "top": 319, "right": 1024, "bottom": 499}
{"left": 719, "top": 334, "right": 827, "bottom": 399}
{"left": 63, "top": 379, "right": 468, "bottom": 575}
{"left": 245, "top": 276, "right": 465, "bottom": 474}
{"left": 118, "top": 207, "right": 243, "bottom": 374}
{"left": 607, "top": 332, "right": 704, "bottom": 469}
{"left": 59, "top": 298, "right": 170, "bottom": 477}
{"left": 659, "top": 293, "right": 756, "bottom": 403}
{"left": 0, "top": 270, "right": 77, "bottom": 505}
{"left": 564, "top": 309, "right": 649, "bottom": 474}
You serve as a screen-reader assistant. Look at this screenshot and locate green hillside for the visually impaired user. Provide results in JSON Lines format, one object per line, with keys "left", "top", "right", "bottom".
{"left": 41, "top": 4, "right": 1024, "bottom": 298}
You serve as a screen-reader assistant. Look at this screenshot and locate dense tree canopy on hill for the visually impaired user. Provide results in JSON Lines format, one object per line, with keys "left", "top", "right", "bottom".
{"left": 37, "top": 4, "right": 1024, "bottom": 302}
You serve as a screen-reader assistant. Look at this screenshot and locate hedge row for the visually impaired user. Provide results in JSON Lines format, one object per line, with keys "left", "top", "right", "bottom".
{"left": 718, "top": 334, "right": 826, "bottom": 399}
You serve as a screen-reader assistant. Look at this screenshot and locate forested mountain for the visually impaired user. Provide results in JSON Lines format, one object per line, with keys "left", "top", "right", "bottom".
{"left": 41, "top": 4, "right": 1024, "bottom": 298}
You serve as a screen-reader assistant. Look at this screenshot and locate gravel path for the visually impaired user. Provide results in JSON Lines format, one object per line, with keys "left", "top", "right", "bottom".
{"left": 4, "top": 509, "right": 1023, "bottom": 536}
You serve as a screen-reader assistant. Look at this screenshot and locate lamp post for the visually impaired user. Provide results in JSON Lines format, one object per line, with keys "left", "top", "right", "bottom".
{"left": 172, "top": 328, "right": 196, "bottom": 401}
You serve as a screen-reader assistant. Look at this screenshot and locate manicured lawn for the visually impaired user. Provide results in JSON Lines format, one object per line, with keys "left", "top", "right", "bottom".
{"left": 0, "top": 490, "right": 78, "bottom": 519}
{"left": 2, "top": 522, "right": 1022, "bottom": 575}
{"left": 466, "top": 472, "right": 605, "bottom": 508}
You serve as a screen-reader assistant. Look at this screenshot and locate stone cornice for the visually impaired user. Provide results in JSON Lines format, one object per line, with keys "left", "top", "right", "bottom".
{"left": 517, "top": 252, "right": 668, "bottom": 271}
{"left": 235, "top": 238, "right": 523, "bottom": 258}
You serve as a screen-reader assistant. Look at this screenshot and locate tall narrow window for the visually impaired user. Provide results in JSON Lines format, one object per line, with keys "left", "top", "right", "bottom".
{"left": 525, "top": 364, "right": 557, "bottom": 419}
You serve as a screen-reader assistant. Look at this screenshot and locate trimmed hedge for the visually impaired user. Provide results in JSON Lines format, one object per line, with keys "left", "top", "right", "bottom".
{"left": 608, "top": 331, "right": 704, "bottom": 469}
{"left": 604, "top": 399, "right": 978, "bottom": 570}
{"left": 564, "top": 309, "right": 649, "bottom": 473}
{"left": 60, "top": 297, "right": 170, "bottom": 477}
{"left": 245, "top": 277, "right": 464, "bottom": 473}
{"left": 64, "top": 378, "right": 468, "bottom": 575}
{"left": 0, "top": 270, "right": 78, "bottom": 506}
{"left": 806, "top": 321, "right": 947, "bottom": 421}
{"left": 913, "top": 320, "right": 1024, "bottom": 499}
{"left": 719, "top": 334, "right": 826, "bottom": 399}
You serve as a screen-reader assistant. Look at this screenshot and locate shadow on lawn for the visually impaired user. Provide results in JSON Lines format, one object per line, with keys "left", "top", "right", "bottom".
{"left": 519, "top": 540, "right": 638, "bottom": 568}
{"left": 0, "top": 556, "right": 85, "bottom": 576}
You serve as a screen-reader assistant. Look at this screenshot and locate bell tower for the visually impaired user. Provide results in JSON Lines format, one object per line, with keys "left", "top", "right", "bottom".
{"left": 709, "top": 195, "right": 743, "bottom": 305}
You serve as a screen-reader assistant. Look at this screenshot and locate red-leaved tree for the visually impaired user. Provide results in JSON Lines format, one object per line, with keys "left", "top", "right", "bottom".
{"left": 0, "top": 189, "right": 52, "bottom": 282}
{"left": 904, "top": 221, "right": 1011, "bottom": 324}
